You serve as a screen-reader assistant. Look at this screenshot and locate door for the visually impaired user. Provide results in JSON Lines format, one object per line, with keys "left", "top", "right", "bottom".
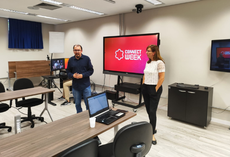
{"left": 186, "top": 90, "right": 207, "bottom": 127}
{"left": 168, "top": 87, "right": 187, "bottom": 121}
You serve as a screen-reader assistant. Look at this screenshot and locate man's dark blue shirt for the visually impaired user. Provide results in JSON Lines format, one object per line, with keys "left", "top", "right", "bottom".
{"left": 66, "top": 54, "right": 94, "bottom": 91}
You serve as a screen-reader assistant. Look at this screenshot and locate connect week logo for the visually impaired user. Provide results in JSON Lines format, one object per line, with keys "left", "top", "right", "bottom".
{"left": 115, "top": 49, "right": 141, "bottom": 61}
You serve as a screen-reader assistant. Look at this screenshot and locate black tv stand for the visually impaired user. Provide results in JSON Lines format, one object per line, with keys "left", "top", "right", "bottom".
{"left": 41, "top": 75, "right": 63, "bottom": 106}
{"left": 112, "top": 76, "right": 144, "bottom": 112}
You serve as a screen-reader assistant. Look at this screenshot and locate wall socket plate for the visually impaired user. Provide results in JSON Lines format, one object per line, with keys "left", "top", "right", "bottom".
{"left": 14, "top": 115, "right": 21, "bottom": 134}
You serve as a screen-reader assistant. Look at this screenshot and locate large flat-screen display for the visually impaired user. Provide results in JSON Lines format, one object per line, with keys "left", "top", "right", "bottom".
{"left": 210, "top": 39, "right": 230, "bottom": 72}
{"left": 103, "top": 33, "right": 160, "bottom": 78}
{"left": 51, "top": 58, "right": 64, "bottom": 71}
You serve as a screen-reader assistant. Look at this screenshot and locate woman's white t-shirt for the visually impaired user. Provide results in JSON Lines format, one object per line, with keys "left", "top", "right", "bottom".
{"left": 143, "top": 60, "right": 165, "bottom": 85}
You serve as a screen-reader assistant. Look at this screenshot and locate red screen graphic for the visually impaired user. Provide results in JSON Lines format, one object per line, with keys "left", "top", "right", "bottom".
{"left": 216, "top": 47, "right": 230, "bottom": 58}
{"left": 104, "top": 34, "right": 159, "bottom": 75}
{"left": 65, "top": 58, "right": 69, "bottom": 69}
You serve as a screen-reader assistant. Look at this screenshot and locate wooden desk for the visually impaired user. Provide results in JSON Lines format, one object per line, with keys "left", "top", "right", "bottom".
{"left": 0, "top": 110, "right": 136, "bottom": 157}
{"left": 0, "top": 87, "right": 55, "bottom": 121}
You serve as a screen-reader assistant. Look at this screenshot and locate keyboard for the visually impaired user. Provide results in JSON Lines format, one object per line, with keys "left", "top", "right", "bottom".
{"left": 101, "top": 116, "right": 118, "bottom": 125}
{"left": 96, "top": 110, "right": 119, "bottom": 125}
{"left": 97, "top": 113, "right": 110, "bottom": 120}
{"left": 96, "top": 110, "right": 118, "bottom": 120}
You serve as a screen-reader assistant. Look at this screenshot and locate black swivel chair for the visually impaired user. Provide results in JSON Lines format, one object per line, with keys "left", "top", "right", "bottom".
{"left": 0, "top": 82, "right": 12, "bottom": 132}
{"left": 13, "top": 78, "right": 44, "bottom": 128}
{"left": 98, "top": 121, "right": 152, "bottom": 157}
{"left": 58, "top": 138, "right": 99, "bottom": 157}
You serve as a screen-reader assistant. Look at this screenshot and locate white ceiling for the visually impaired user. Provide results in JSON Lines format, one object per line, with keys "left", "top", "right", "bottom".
{"left": 0, "top": 0, "right": 201, "bottom": 25}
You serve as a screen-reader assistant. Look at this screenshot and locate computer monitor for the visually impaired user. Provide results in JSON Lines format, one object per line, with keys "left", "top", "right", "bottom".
{"left": 210, "top": 39, "right": 230, "bottom": 72}
{"left": 86, "top": 92, "right": 109, "bottom": 117}
{"left": 51, "top": 58, "right": 65, "bottom": 71}
{"left": 64, "top": 58, "right": 69, "bottom": 69}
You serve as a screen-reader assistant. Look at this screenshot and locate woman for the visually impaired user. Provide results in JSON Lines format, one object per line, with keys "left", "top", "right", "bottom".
{"left": 142, "top": 45, "right": 165, "bottom": 145}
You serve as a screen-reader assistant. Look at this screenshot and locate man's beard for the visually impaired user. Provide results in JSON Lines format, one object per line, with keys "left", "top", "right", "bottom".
{"left": 75, "top": 54, "right": 80, "bottom": 59}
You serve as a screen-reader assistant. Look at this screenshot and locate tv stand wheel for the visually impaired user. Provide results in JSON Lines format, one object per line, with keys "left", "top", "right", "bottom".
{"left": 133, "top": 109, "right": 137, "bottom": 112}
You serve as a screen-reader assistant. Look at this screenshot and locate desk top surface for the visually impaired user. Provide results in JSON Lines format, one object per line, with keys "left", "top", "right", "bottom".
{"left": 42, "top": 75, "right": 60, "bottom": 79}
{"left": 0, "top": 87, "right": 55, "bottom": 101}
{"left": 0, "top": 110, "right": 136, "bottom": 157}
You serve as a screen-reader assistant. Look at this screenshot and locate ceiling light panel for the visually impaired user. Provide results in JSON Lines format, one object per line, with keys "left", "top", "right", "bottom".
{"left": 68, "top": 6, "right": 104, "bottom": 15}
{"left": 0, "top": 8, "right": 28, "bottom": 15}
{"left": 36, "top": 15, "right": 68, "bottom": 21}
{"left": 40, "top": 0, "right": 105, "bottom": 15}
{"left": 0, "top": 7, "right": 68, "bottom": 22}
{"left": 145, "top": 0, "right": 163, "bottom": 5}
{"left": 41, "top": 0, "right": 63, "bottom": 5}
{"left": 104, "top": 0, "right": 116, "bottom": 4}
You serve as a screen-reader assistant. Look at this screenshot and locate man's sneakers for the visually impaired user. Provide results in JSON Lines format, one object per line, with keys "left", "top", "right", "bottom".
{"left": 58, "top": 96, "right": 65, "bottom": 100}
{"left": 61, "top": 100, "right": 71, "bottom": 106}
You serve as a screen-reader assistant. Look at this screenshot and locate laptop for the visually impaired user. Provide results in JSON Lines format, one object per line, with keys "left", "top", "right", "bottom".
{"left": 86, "top": 92, "right": 125, "bottom": 125}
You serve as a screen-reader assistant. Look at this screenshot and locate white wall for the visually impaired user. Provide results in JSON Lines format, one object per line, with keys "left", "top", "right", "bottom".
{"left": 53, "top": 0, "right": 230, "bottom": 112}
{"left": 54, "top": 15, "right": 120, "bottom": 87}
{"left": 0, "top": 18, "right": 54, "bottom": 78}
{"left": 124, "top": 0, "right": 230, "bottom": 109}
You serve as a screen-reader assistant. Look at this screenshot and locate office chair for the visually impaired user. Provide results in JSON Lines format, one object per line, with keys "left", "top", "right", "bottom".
{"left": 13, "top": 78, "right": 44, "bottom": 128}
{"left": 0, "top": 82, "right": 12, "bottom": 132}
{"left": 58, "top": 138, "right": 99, "bottom": 157}
{"left": 98, "top": 121, "right": 152, "bottom": 157}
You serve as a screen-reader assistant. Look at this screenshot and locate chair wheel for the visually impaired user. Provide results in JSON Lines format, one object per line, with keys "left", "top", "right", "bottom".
{"left": 39, "top": 117, "right": 44, "bottom": 122}
{"left": 31, "top": 124, "right": 34, "bottom": 128}
{"left": 8, "top": 128, "right": 12, "bottom": 132}
{"left": 133, "top": 109, "right": 137, "bottom": 112}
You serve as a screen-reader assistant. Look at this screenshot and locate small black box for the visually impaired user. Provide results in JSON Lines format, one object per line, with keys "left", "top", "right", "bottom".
{"left": 106, "top": 90, "right": 117, "bottom": 100}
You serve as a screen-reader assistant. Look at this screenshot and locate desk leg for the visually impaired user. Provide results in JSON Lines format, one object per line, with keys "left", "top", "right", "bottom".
{"left": 47, "top": 79, "right": 57, "bottom": 106}
{"left": 114, "top": 125, "right": 119, "bottom": 136}
{"left": 40, "top": 93, "right": 53, "bottom": 122}
{"left": 108, "top": 126, "right": 119, "bottom": 142}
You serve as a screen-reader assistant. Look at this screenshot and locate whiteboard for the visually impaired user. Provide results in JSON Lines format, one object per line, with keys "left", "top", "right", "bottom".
{"left": 49, "top": 32, "right": 65, "bottom": 53}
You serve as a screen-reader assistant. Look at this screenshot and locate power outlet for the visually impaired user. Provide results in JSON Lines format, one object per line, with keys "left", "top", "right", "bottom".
{"left": 14, "top": 115, "right": 21, "bottom": 134}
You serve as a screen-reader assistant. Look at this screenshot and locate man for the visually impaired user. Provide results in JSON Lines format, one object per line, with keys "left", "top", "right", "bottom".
{"left": 66, "top": 44, "right": 94, "bottom": 113}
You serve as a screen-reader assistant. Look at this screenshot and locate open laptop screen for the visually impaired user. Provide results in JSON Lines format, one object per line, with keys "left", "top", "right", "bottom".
{"left": 87, "top": 92, "right": 109, "bottom": 117}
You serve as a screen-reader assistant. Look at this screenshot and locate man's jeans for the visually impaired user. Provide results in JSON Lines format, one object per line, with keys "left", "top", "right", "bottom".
{"left": 72, "top": 86, "right": 91, "bottom": 113}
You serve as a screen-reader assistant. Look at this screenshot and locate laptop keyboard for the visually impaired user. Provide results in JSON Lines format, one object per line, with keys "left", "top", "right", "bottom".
{"left": 97, "top": 113, "right": 110, "bottom": 120}
{"left": 103, "top": 116, "right": 118, "bottom": 124}
{"left": 97, "top": 110, "right": 117, "bottom": 119}
{"left": 96, "top": 110, "right": 119, "bottom": 124}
